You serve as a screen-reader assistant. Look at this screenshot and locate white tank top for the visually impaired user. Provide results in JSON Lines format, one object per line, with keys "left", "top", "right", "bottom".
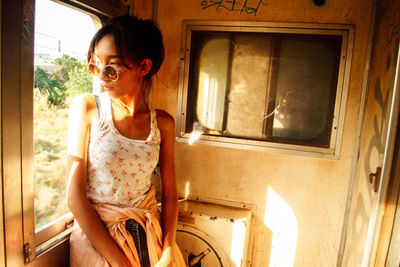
{"left": 87, "top": 93, "right": 160, "bottom": 207}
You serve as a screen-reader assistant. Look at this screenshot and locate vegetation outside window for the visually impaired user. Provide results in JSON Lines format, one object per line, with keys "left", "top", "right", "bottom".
{"left": 33, "top": 0, "right": 97, "bottom": 245}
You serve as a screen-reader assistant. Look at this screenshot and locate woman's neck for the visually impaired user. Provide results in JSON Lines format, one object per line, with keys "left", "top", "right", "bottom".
{"left": 112, "top": 93, "right": 148, "bottom": 117}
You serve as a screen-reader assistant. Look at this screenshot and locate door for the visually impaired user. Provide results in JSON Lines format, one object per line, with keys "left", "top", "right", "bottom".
{"left": 340, "top": 0, "right": 400, "bottom": 265}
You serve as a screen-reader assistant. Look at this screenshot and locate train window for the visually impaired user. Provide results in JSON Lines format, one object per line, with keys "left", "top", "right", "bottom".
{"left": 33, "top": 0, "right": 98, "bottom": 250}
{"left": 177, "top": 21, "right": 354, "bottom": 157}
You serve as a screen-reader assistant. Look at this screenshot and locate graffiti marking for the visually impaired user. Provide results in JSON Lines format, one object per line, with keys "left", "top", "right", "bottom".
{"left": 201, "top": 0, "right": 268, "bottom": 16}
{"left": 382, "top": 0, "right": 400, "bottom": 45}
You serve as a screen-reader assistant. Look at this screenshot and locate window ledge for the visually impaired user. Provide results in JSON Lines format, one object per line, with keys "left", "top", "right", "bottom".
{"left": 177, "top": 134, "right": 339, "bottom": 159}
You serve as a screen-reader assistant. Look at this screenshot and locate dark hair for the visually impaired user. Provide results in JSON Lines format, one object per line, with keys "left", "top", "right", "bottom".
{"left": 87, "top": 15, "right": 165, "bottom": 81}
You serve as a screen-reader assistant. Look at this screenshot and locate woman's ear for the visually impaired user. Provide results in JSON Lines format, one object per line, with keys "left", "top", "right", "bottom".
{"left": 140, "top": 58, "right": 152, "bottom": 76}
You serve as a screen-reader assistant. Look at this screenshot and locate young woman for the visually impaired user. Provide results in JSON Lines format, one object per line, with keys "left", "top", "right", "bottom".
{"left": 66, "top": 16, "right": 185, "bottom": 267}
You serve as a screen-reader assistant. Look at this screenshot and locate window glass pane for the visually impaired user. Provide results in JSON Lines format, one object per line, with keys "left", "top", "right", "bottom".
{"left": 34, "top": 0, "right": 96, "bottom": 230}
{"left": 270, "top": 35, "right": 341, "bottom": 146}
{"left": 197, "top": 37, "right": 230, "bottom": 132}
{"left": 226, "top": 34, "right": 272, "bottom": 139}
{"left": 186, "top": 31, "right": 342, "bottom": 147}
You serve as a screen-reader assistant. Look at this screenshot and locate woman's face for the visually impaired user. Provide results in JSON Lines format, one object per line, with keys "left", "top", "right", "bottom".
{"left": 93, "top": 34, "right": 143, "bottom": 99}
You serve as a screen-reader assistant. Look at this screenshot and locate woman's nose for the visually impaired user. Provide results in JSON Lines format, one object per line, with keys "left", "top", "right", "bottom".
{"left": 99, "top": 69, "right": 110, "bottom": 81}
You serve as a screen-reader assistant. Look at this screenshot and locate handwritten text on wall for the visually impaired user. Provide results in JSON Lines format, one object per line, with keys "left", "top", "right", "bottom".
{"left": 201, "top": 0, "right": 268, "bottom": 16}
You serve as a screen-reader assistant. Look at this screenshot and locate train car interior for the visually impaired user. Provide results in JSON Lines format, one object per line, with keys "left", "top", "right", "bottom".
{"left": 1, "top": 0, "right": 400, "bottom": 266}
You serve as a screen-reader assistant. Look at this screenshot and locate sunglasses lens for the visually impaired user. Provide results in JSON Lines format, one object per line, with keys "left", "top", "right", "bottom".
{"left": 103, "top": 65, "right": 118, "bottom": 81}
{"left": 88, "top": 61, "right": 120, "bottom": 81}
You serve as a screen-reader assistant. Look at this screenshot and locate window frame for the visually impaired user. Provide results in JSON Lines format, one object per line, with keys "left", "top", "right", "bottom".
{"left": 176, "top": 20, "right": 354, "bottom": 159}
{"left": 15, "top": 0, "right": 127, "bottom": 263}
{"left": 29, "top": 2, "right": 101, "bottom": 259}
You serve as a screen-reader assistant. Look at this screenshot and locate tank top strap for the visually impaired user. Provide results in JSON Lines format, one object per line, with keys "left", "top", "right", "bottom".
{"left": 148, "top": 108, "right": 161, "bottom": 143}
{"left": 92, "top": 93, "right": 112, "bottom": 132}
{"left": 94, "top": 94, "right": 100, "bottom": 118}
{"left": 150, "top": 108, "right": 158, "bottom": 129}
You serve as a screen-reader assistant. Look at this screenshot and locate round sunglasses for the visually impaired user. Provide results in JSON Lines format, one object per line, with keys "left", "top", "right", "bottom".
{"left": 88, "top": 57, "right": 127, "bottom": 81}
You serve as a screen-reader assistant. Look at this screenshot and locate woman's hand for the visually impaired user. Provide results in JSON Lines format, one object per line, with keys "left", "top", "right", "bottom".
{"left": 154, "top": 247, "right": 175, "bottom": 267}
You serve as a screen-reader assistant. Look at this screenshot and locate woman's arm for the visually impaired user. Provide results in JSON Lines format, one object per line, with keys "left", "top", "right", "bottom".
{"left": 66, "top": 94, "right": 131, "bottom": 267}
{"left": 157, "top": 110, "right": 179, "bottom": 265}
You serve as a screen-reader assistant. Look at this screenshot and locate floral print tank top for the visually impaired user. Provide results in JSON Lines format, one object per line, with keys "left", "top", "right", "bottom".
{"left": 87, "top": 93, "right": 160, "bottom": 207}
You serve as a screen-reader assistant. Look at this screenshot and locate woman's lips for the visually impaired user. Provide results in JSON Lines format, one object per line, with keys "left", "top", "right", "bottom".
{"left": 102, "top": 85, "right": 114, "bottom": 92}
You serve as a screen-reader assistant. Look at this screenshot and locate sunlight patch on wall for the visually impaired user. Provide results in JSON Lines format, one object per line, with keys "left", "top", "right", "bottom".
{"left": 184, "top": 181, "right": 191, "bottom": 198}
{"left": 230, "top": 219, "right": 247, "bottom": 266}
{"left": 264, "top": 187, "right": 298, "bottom": 267}
{"left": 188, "top": 132, "right": 201, "bottom": 144}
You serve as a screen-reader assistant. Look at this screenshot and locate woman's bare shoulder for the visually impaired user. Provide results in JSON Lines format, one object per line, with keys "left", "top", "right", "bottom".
{"left": 155, "top": 109, "right": 175, "bottom": 128}
{"left": 155, "top": 109, "right": 175, "bottom": 140}
{"left": 70, "top": 93, "right": 96, "bottom": 111}
{"left": 69, "top": 93, "right": 98, "bottom": 124}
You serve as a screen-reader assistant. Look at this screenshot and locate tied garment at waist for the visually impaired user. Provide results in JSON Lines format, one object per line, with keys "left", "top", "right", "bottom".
{"left": 70, "top": 185, "right": 185, "bottom": 266}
